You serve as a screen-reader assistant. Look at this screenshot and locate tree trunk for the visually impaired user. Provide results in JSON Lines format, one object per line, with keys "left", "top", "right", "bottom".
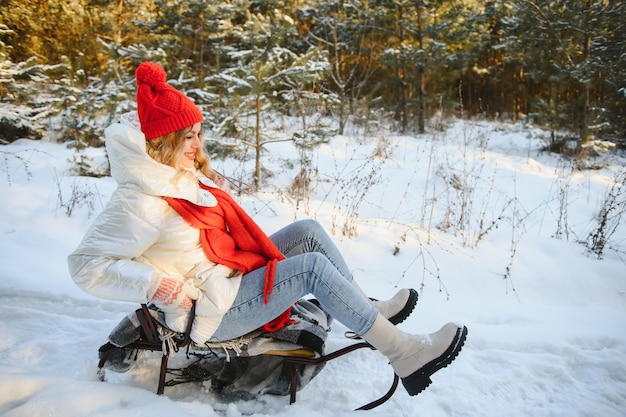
{"left": 579, "top": 28, "right": 591, "bottom": 145}
{"left": 254, "top": 68, "right": 262, "bottom": 190}
{"left": 416, "top": 2, "right": 425, "bottom": 134}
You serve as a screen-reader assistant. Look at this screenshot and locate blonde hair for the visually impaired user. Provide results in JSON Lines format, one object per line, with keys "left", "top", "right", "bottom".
{"left": 145, "top": 126, "right": 217, "bottom": 181}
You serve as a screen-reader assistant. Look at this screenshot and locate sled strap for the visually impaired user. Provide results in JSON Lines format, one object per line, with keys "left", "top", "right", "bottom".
{"left": 133, "top": 302, "right": 196, "bottom": 395}
{"left": 137, "top": 304, "right": 160, "bottom": 342}
{"left": 285, "top": 342, "right": 400, "bottom": 410}
{"left": 357, "top": 374, "right": 399, "bottom": 411}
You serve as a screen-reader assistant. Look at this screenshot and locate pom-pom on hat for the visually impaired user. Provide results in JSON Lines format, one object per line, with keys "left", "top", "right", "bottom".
{"left": 135, "top": 62, "right": 203, "bottom": 140}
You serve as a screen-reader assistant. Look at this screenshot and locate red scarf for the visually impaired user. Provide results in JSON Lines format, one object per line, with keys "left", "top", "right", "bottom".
{"left": 164, "top": 182, "right": 292, "bottom": 332}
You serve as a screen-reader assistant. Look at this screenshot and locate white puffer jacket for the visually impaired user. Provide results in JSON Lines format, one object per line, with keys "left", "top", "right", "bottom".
{"left": 67, "top": 112, "right": 241, "bottom": 344}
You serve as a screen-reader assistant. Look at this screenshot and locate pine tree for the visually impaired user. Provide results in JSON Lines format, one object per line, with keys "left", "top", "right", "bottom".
{"left": 210, "top": 9, "right": 329, "bottom": 190}
{"left": 502, "top": 0, "right": 626, "bottom": 149}
{"left": 297, "top": 0, "right": 377, "bottom": 134}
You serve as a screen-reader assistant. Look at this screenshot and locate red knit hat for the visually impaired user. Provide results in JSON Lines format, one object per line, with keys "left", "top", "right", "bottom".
{"left": 135, "top": 62, "right": 203, "bottom": 140}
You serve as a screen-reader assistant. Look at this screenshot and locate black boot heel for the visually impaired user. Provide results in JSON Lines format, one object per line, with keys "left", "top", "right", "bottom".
{"left": 401, "top": 374, "right": 433, "bottom": 396}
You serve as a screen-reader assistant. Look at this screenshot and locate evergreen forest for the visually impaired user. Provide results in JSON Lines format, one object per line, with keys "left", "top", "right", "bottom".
{"left": 1, "top": 0, "right": 624, "bottom": 163}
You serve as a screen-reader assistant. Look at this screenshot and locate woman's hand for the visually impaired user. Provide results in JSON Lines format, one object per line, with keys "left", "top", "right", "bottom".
{"left": 150, "top": 277, "right": 200, "bottom": 310}
{"left": 215, "top": 174, "right": 226, "bottom": 189}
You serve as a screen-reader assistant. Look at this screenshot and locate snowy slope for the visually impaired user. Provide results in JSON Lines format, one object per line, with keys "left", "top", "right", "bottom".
{"left": 1, "top": 120, "right": 625, "bottom": 417}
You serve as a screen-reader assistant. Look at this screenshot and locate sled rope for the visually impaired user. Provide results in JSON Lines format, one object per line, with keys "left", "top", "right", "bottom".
{"left": 158, "top": 326, "right": 179, "bottom": 355}
{"left": 202, "top": 331, "right": 260, "bottom": 361}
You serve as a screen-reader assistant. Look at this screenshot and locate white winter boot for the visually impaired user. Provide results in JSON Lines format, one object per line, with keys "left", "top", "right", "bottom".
{"left": 351, "top": 281, "right": 418, "bottom": 325}
{"left": 362, "top": 314, "right": 467, "bottom": 396}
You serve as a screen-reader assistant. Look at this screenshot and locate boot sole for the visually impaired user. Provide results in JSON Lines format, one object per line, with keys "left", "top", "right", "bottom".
{"left": 400, "top": 325, "right": 468, "bottom": 396}
{"left": 387, "top": 289, "right": 419, "bottom": 325}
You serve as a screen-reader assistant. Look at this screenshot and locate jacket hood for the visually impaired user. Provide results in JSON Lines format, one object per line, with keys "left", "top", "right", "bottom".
{"left": 105, "top": 111, "right": 199, "bottom": 200}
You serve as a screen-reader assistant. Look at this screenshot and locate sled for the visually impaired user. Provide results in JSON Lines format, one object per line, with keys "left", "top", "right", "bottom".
{"left": 97, "top": 301, "right": 400, "bottom": 410}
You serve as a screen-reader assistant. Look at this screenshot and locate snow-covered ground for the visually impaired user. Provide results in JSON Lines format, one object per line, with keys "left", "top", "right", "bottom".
{"left": 1, "top": 119, "right": 625, "bottom": 417}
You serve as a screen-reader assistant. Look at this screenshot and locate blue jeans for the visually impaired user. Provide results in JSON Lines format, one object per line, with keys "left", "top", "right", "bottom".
{"left": 210, "top": 219, "right": 378, "bottom": 341}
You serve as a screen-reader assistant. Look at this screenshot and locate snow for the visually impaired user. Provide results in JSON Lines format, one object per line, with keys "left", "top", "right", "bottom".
{"left": 1, "top": 119, "right": 625, "bottom": 417}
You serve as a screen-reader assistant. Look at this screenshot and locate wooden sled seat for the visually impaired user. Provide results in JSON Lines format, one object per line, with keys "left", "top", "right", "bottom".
{"left": 98, "top": 302, "right": 399, "bottom": 411}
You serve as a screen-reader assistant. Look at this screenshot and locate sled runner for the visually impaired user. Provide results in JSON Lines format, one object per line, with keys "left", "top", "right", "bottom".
{"left": 97, "top": 300, "right": 400, "bottom": 410}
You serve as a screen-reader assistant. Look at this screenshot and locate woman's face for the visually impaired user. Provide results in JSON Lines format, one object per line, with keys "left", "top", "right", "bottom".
{"left": 179, "top": 123, "right": 202, "bottom": 169}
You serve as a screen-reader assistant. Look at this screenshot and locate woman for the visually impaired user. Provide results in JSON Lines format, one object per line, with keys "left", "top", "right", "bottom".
{"left": 68, "top": 62, "right": 467, "bottom": 397}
